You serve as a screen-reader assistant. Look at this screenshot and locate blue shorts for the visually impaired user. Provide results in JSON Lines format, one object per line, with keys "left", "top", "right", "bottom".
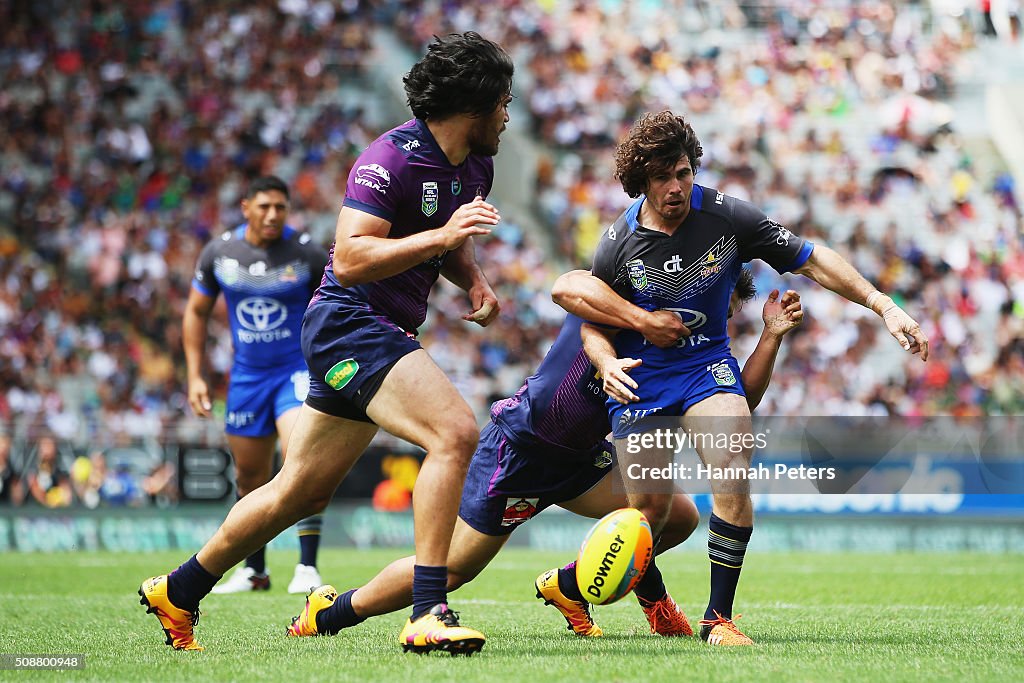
{"left": 458, "top": 421, "right": 616, "bottom": 536}
{"left": 301, "top": 299, "right": 421, "bottom": 423}
{"left": 609, "top": 355, "right": 745, "bottom": 438}
{"left": 225, "top": 360, "right": 309, "bottom": 437}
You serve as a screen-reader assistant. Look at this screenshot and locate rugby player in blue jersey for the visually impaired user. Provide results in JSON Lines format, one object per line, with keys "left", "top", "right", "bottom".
{"left": 284, "top": 268, "right": 802, "bottom": 640}
{"left": 183, "top": 176, "right": 329, "bottom": 596}
{"left": 574, "top": 110, "right": 928, "bottom": 646}
{"left": 139, "top": 33, "right": 513, "bottom": 654}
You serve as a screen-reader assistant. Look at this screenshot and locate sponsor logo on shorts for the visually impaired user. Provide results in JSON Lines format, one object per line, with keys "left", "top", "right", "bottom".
{"left": 617, "top": 406, "right": 662, "bottom": 431}
{"left": 593, "top": 450, "right": 613, "bottom": 469}
{"left": 226, "top": 411, "right": 255, "bottom": 428}
{"left": 501, "top": 497, "right": 540, "bottom": 526}
{"left": 627, "top": 259, "right": 647, "bottom": 291}
{"left": 325, "top": 358, "right": 359, "bottom": 390}
{"left": 354, "top": 164, "right": 391, "bottom": 194}
{"left": 421, "top": 181, "right": 438, "bottom": 216}
{"left": 709, "top": 360, "right": 737, "bottom": 386}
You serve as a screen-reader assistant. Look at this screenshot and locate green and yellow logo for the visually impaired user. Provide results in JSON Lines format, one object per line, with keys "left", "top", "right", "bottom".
{"left": 325, "top": 358, "right": 359, "bottom": 390}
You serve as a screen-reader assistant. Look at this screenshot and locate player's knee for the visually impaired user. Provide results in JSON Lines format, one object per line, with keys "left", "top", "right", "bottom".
{"left": 632, "top": 495, "right": 672, "bottom": 536}
{"left": 428, "top": 417, "right": 479, "bottom": 466}
{"left": 233, "top": 467, "right": 271, "bottom": 497}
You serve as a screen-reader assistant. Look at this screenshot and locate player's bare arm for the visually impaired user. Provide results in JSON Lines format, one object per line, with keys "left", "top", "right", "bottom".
{"left": 440, "top": 233, "right": 500, "bottom": 327}
{"left": 792, "top": 244, "right": 929, "bottom": 361}
{"left": 332, "top": 196, "right": 499, "bottom": 286}
{"left": 552, "top": 270, "right": 689, "bottom": 348}
{"left": 742, "top": 289, "right": 803, "bottom": 411}
{"left": 580, "top": 322, "right": 642, "bottom": 404}
{"left": 182, "top": 287, "right": 217, "bottom": 418}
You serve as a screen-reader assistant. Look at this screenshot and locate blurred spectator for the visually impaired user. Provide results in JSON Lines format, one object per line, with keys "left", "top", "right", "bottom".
{"left": 0, "top": 434, "right": 25, "bottom": 506}
{"left": 26, "top": 435, "right": 72, "bottom": 508}
{"left": 142, "top": 460, "right": 178, "bottom": 507}
{"left": 71, "top": 450, "right": 106, "bottom": 509}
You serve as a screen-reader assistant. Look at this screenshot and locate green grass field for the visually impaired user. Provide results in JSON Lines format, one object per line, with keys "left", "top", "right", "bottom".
{"left": 1, "top": 548, "right": 1022, "bottom": 682}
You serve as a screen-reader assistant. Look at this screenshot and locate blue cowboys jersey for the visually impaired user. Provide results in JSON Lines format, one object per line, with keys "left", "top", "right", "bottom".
{"left": 591, "top": 184, "right": 813, "bottom": 372}
{"left": 192, "top": 225, "right": 328, "bottom": 371}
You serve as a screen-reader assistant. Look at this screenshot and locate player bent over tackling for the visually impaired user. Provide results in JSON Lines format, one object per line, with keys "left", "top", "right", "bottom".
{"left": 286, "top": 268, "right": 802, "bottom": 640}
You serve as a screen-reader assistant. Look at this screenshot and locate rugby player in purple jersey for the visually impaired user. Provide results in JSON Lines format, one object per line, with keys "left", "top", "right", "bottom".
{"left": 140, "top": 32, "right": 513, "bottom": 655}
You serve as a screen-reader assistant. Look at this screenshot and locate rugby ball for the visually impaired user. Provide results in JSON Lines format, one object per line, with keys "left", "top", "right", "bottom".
{"left": 576, "top": 508, "right": 654, "bottom": 605}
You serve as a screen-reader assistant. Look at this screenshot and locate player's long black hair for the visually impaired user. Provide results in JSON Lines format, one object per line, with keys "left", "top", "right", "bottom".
{"left": 404, "top": 32, "right": 514, "bottom": 120}
{"left": 615, "top": 111, "right": 703, "bottom": 198}
{"left": 735, "top": 267, "right": 756, "bottom": 303}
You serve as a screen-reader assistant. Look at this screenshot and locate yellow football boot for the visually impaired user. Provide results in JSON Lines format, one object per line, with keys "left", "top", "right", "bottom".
{"left": 534, "top": 568, "right": 603, "bottom": 637}
{"left": 639, "top": 592, "right": 693, "bottom": 636}
{"left": 698, "top": 611, "right": 754, "bottom": 646}
{"left": 399, "top": 604, "right": 486, "bottom": 656}
{"left": 287, "top": 585, "right": 338, "bottom": 637}
{"left": 138, "top": 575, "right": 203, "bottom": 651}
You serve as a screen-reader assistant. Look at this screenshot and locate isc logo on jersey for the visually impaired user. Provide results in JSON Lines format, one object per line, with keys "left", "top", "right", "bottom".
{"left": 235, "top": 297, "right": 290, "bottom": 344}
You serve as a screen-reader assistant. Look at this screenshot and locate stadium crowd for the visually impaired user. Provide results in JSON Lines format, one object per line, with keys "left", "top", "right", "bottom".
{"left": 1, "top": 1, "right": 1022, "bottom": 505}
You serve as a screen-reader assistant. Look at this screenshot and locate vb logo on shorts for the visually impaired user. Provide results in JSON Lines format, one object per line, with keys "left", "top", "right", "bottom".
{"left": 325, "top": 359, "right": 359, "bottom": 390}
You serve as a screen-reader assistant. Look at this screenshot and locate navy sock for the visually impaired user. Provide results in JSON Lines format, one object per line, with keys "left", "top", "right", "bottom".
{"left": 297, "top": 515, "right": 323, "bottom": 567}
{"left": 557, "top": 561, "right": 586, "bottom": 602}
{"left": 316, "top": 588, "right": 364, "bottom": 635}
{"left": 411, "top": 565, "right": 448, "bottom": 620}
{"left": 705, "top": 513, "right": 752, "bottom": 620}
{"left": 167, "top": 555, "right": 220, "bottom": 612}
{"left": 245, "top": 546, "right": 266, "bottom": 576}
{"left": 633, "top": 556, "right": 667, "bottom": 604}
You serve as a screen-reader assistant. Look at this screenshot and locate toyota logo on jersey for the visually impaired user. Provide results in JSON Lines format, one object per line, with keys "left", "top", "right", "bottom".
{"left": 235, "top": 297, "right": 291, "bottom": 343}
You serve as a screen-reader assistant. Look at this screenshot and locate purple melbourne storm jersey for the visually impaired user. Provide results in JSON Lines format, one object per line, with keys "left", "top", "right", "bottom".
{"left": 192, "top": 225, "right": 328, "bottom": 371}
{"left": 592, "top": 184, "right": 814, "bottom": 372}
{"left": 490, "top": 315, "right": 612, "bottom": 455}
{"left": 310, "top": 118, "right": 495, "bottom": 334}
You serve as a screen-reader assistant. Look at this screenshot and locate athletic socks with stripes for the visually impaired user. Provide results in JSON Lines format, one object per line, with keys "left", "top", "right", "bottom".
{"left": 705, "top": 513, "right": 752, "bottom": 620}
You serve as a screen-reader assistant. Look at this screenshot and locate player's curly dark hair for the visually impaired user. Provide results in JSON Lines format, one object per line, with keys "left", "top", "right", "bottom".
{"left": 404, "top": 32, "right": 514, "bottom": 120}
{"left": 246, "top": 175, "right": 289, "bottom": 199}
{"left": 735, "top": 267, "right": 756, "bottom": 303}
{"left": 615, "top": 111, "right": 703, "bottom": 198}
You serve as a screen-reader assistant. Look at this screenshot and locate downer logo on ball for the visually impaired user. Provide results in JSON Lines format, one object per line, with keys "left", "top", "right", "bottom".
{"left": 586, "top": 533, "right": 627, "bottom": 599}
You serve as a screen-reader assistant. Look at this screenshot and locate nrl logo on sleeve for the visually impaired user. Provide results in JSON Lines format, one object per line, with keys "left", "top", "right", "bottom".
{"left": 421, "top": 181, "right": 438, "bottom": 216}
{"left": 325, "top": 358, "right": 359, "bottom": 390}
{"left": 626, "top": 259, "right": 648, "bottom": 291}
{"left": 354, "top": 164, "right": 391, "bottom": 194}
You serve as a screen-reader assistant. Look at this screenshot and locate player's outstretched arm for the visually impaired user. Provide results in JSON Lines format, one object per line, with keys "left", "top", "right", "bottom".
{"left": 552, "top": 270, "right": 689, "bottom": 348}
{"left": 182, "top": 287, "right": 217, "bottom": 418}
{"left": 332, "top": 196, "right": 499, "bottom": 286}
{"left": 440, "top": 237, "right": 500, "bottom": 327}
{"left": 792, "top": 244, "right": 928, "bottom": 361}
{"left": 741, "top": 289, "right": 803, "bottom": 411}
{"left": 581, "top": 322, "right": 641, "bottom": 404}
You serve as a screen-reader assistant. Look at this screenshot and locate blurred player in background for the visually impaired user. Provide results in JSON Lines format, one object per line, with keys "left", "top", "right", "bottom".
{"left": 575, "top": 110, "right": 928, "bottom": 646}
{"left": 183, "top": 175, "right": 329, "bottom": 595}
{"left": 286, "top": 269, "right": 802, "bottom": 641}
{"left": 140, "top": 32, "right": 513, "bottom": 655}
